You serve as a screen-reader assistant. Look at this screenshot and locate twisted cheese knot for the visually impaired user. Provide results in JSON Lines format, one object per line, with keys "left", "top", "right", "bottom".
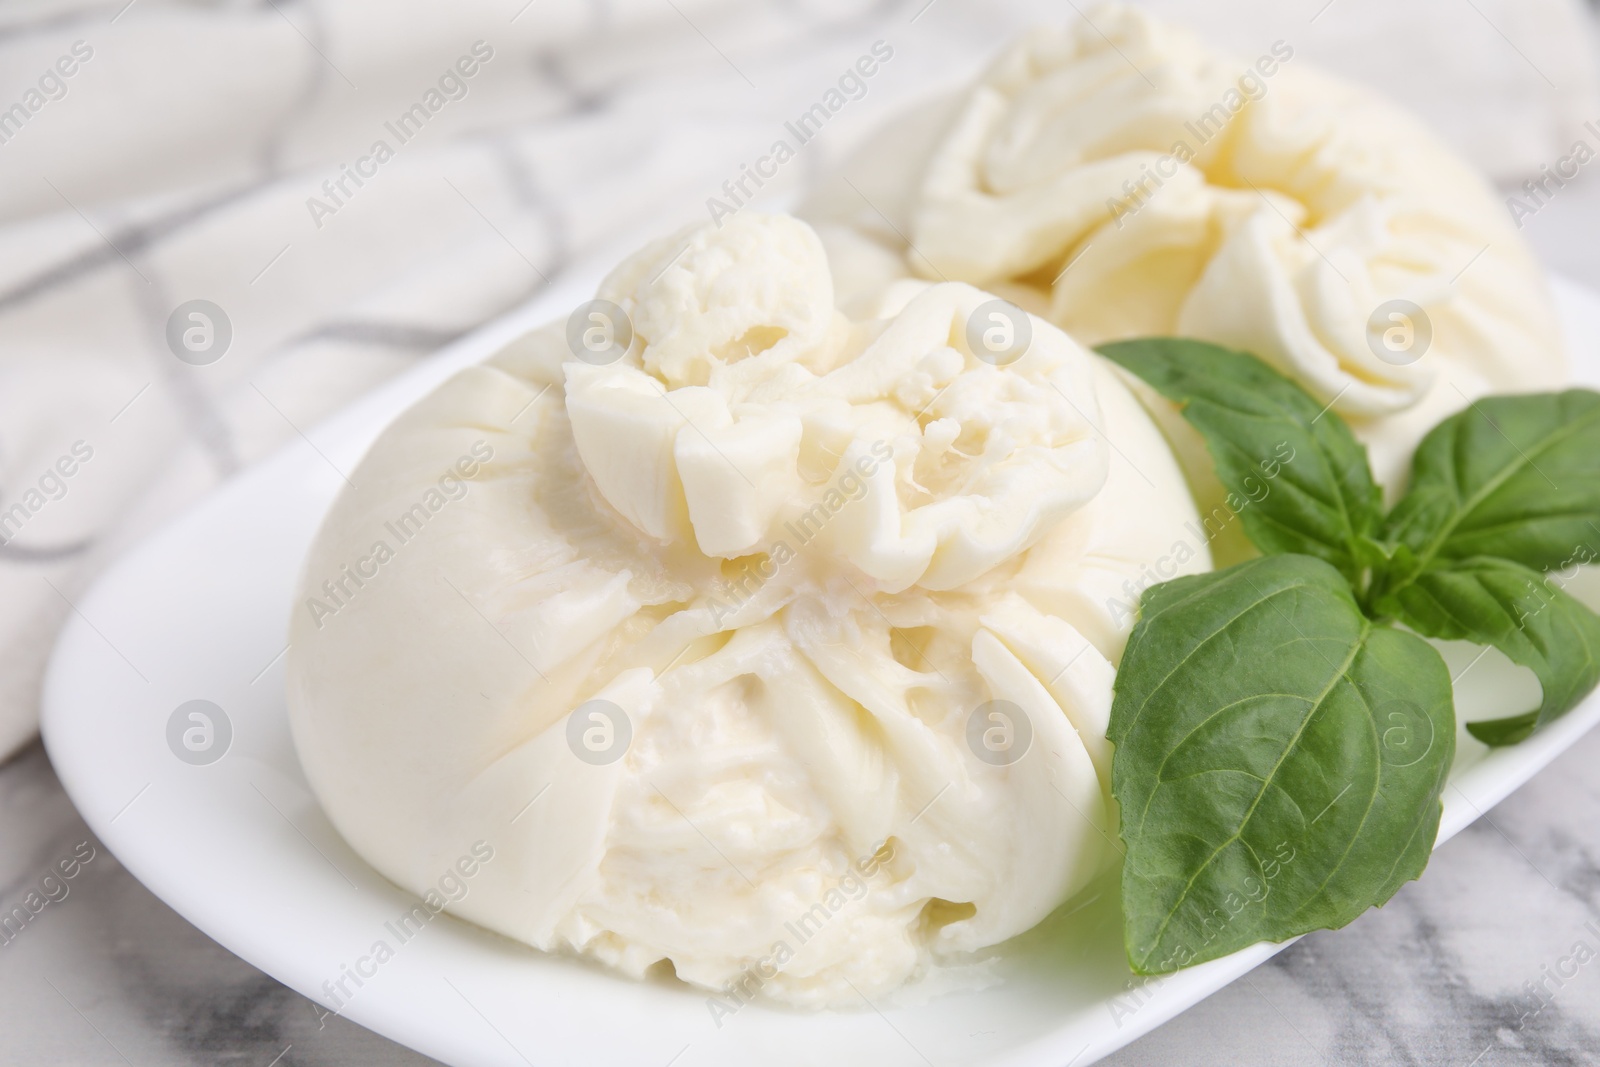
{"left": 565, "top": 213, "right": 1109, "bottom": 591}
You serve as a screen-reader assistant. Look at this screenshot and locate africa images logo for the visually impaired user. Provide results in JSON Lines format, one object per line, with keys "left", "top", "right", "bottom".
{"left": 304, "top": 441, "right": 494, "bottom": 629}
{"left": 305, "top": 41, "right": 495, "bottom": 229}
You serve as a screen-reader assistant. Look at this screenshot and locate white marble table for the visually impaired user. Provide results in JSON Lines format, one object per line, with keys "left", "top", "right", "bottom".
{"left": 4, "top": 189, "right": 1600, "bottom": 1067}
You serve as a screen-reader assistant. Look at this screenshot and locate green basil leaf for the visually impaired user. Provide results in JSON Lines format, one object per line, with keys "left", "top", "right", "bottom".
{"left": 1111, "top": 555, "right": 1453, "bottom": 974}
{"left": 1379, "top": 390, "right": 1600, "bottom": 586}
{"left": 1376, "top": 557, "right": 1600, "bottom": 746}
{"left": 1098, "top": 338, "right": 1381, "bottom": 585}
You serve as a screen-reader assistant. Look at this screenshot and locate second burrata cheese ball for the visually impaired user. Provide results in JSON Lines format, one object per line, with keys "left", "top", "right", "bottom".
{"left": 805, "top": 4, "right": 1566, "bottom": 496}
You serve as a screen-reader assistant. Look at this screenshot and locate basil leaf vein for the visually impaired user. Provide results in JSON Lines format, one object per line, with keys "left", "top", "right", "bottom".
{"left": 1379, "top": 390, "right": 1600, "bottom": 586}
{"left": 1377, "top": 557, "right": 1600, "bottom": 745}
{"left": 1099, "top": 338, "right": 1382, "bottom": 585}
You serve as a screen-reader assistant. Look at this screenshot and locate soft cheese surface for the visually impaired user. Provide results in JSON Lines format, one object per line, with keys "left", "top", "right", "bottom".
{"left": 287, "top": 213, "right": 1208, "bottom": 1006}
{"left": 804, "top": 4, "right": 1566, "bottom": 494}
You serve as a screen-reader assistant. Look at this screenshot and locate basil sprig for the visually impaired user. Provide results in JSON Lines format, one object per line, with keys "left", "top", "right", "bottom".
{"left": 1098, "top": 337, "right": 1600, "bottom": 973}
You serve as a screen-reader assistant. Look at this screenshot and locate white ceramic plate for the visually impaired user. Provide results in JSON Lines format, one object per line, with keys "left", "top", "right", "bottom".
{"left": 41, "top": 265, "right": 1600, "bottom": 1067}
